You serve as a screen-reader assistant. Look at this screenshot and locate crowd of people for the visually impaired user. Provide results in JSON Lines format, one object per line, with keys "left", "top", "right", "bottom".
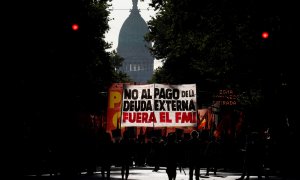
{"left": 23, "top": 127, "right": 286, "bottom": 180}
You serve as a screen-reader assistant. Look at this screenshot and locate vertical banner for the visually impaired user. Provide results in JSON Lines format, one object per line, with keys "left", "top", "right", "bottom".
{"left": 121, "top": 83, "right": 197, "bottom": 127}
{"left": 106, "top": 83, "right": 125, "bottom": 133}
{"left": 154, "top": 84, "right": 197, "bottom": 127}
{"left": 121, "top": 84, "right": 155, "bottom": 127}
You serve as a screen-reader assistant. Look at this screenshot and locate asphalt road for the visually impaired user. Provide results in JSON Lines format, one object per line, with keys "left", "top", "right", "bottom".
{"left": 24, "top": 166, "right": 287, "bottom": 180}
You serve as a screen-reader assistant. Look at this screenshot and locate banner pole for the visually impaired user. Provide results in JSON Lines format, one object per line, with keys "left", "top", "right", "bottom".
{"left": 119, "top": 83, "right": 125, "bottom": 133}
{"left": 153, "top": 83, "right": 155, "bottom": 130}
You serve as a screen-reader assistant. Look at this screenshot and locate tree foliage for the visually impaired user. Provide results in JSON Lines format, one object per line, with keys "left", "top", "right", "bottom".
{"left": 146, "top": 0, "right": 284, "bottom": 108}
{"left": 109, "top": 50, "right": 132, "bottom": 83}
{"left": 18, "top": 0, "right": 128, "bottom": 115}
{"left": 20, "top": 1, "right": 136, "bottom": 175}
{"left": 19, "top": 0, "right": 130, "bottom": 152}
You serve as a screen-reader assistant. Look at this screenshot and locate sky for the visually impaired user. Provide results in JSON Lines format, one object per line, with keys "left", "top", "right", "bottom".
{"left": 104, "top": 0, "right": 163, "bottom": 69}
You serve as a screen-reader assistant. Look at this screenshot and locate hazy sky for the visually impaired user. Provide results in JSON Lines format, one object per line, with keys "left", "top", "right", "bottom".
{"left": 104, "top": 0, "right": 162, "bottom": 69}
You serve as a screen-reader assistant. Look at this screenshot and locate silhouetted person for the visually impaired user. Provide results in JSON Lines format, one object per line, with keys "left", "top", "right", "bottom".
{"left": 164, "top": 133, "right": 179, "bottom": 180}
{"left": 205, "top": 136, "right": 221, "bottom": 176}
{"left": 261, "top": 128, "right": 273, "bottom": 180}
{"left": 99, "top": 131, "right": 113, "bottom": 180}
{"left": 187, "top": 130, "right": 203, "bottom": 180}
{"left": 135, "top": 135, "right": 147, "bottom": 167}
{"left": 237, "top": 132, "right": 264, "bottom": 180}
{"left": 120, "top": 131, "right": 132, "bottom": 180}
{"left": 150, "top": 137, "right": 161, "bottom": 172}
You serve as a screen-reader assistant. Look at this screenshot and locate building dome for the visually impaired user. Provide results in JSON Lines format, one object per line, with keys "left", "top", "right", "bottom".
{"left": 117, "top": 0, "right": 154, "bottom": 83}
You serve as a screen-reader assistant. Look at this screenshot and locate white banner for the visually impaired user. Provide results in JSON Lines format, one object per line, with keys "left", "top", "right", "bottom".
{"left": 121, "top": 83, "right": 197, "bottom": 127}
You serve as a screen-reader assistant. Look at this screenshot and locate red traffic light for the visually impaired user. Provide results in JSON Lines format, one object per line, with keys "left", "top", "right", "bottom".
{"left": 261, "top": 31, "right": 269, "bottom": 39}
{"left": 71, "top": 23, "right": 79, "bottom": 31}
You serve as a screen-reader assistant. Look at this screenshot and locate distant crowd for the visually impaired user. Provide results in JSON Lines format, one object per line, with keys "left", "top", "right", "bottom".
{"left": 23, "top": 127, "right": 295, "bottom": 180}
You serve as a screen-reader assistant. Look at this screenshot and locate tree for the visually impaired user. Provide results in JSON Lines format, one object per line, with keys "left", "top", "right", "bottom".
{"left": 109, "top": 50, "right": 132, "bottom": 83}
{"left": 144, "top": 0, "right": 297, "bottom": 137}
{"left": 19, "top": 0, "right": 131, "bottom": 175}
{"left": 145, "top": 3, "right": 300, "bottom": 176}
{"left": 146, "top": 0, "right": 284, "bottom": 106}
{"left": 18, "top": 0, "right": 116, "bottom": 112}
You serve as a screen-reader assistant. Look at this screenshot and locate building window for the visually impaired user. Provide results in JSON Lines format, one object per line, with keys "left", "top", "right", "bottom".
{"left": 130, "top": 64, "right": 144, "bottom": 71}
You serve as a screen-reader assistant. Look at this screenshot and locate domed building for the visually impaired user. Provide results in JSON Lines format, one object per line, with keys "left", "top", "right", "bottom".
{"left": 117, "top": 0, "right": 154, "bottom": 83}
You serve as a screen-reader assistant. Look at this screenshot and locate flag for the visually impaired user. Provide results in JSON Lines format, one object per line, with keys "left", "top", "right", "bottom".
{"left": 198, "top": 109, "right": 208, "bottom": 130}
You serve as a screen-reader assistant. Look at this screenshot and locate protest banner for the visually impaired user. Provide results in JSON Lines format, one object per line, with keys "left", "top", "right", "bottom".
{"left": 121, "top": 83, "right": 197, "bottom": 127}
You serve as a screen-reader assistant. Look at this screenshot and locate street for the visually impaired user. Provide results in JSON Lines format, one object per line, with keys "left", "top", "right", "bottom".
{"left": 24, "top": 166, "right": 284, "bottom": 180}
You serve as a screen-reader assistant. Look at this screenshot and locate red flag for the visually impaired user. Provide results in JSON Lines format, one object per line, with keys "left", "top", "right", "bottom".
{"left": 198, "top": 109, "right": 208, "bottom": 130}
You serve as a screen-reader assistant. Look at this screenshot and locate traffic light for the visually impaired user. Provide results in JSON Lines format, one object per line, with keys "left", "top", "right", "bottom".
{"left": 71, "top": 23, "right": 79, "bottom": 31}
{"left": 261, "top": 31, "right": 269, "bottom": 39}
{"left": 259, "top": 31, "right": 271, "bottom": 50}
